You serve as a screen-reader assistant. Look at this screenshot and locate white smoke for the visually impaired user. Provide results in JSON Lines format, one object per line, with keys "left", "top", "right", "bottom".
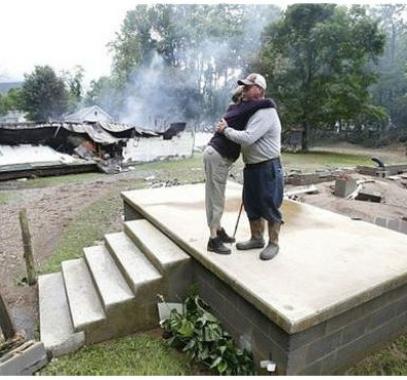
{"left": 111, "top": 5, "right": 282, "bottom": 129}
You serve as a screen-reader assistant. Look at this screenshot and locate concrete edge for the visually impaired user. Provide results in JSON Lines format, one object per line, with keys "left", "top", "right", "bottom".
{"left": 291, "top": 273, "right": 407, "bottom": 332}
{"left": 46, "top": 330, "right": 85, "bottom": 358}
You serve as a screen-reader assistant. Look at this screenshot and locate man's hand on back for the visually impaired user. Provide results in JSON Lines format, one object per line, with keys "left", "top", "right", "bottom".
{"left": 216, "top": 118, "right": 228, "bottom": 134}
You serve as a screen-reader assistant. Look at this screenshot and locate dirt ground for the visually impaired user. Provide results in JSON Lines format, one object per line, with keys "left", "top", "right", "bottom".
{"left": 290, "top": 174, "right": 407, "bottom": 223}
{"left": 0, "top": 171, "right": 147, "bottom": 337}
{"left": 1, "top": 146, "right": 407, "bottom": 340}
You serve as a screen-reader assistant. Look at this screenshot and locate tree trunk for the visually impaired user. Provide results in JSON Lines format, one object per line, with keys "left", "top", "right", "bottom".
{"left": 391, "top": 21, "right": 396, "bottom": 64}
{"left": 19, "top": 209, "right": 37, "bottom": 286}
{"left": 302, "top": 122, "right": 309, "bottom": 151}
{"left": 0, "top": 291, "right": 15, "bottom": 340}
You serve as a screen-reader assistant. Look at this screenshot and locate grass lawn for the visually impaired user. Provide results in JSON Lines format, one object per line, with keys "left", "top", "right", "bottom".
{"left": 346, "top": 335, "right": 407, "bottom": 375}
{"left": 40, "top": 181, "right": 145, "bottom": 274}
{"left": 0, "top": 191, "right": 13, "bottom": 204}
{"left": 282, "top": 150, "right": 372, "bottom": 169}
{"left": 40, "top": 333, "right": 208, "bottom": 376}
{"left": 134, "top": 149, "right": 373, "bottom": 177}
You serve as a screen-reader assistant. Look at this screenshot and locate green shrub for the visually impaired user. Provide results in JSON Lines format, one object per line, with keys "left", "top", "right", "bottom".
{"left": 161, "top": 293, "right": 255, "bottom": 376}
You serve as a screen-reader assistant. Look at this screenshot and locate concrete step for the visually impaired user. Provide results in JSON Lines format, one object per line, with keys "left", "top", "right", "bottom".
{"left": 104, "top": 232, "right": 163, "bottom": 302}
{"left": 83, "top": 244, "right": 157, "bottom": 338}
{"left": 84, "top": 245, "right": 135, "bottom": 311}
{"left": 38, "top": 272, "right": 85, "bottom": 357}
{"left": 124, "top": 219, "right": 192, "bottom": 300}
{"left": 124, "top": 219, "right": 190, "bottom": 273}
{"left": 61, "top": 258, "right": 106, "bottom": 334}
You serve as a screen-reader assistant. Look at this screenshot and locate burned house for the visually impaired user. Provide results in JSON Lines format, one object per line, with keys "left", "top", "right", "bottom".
{"left": 64, "top": 105, "right": 115, "bottom": 124}
{"left": 0, "top": 115, "right": 193, "bottom": 180}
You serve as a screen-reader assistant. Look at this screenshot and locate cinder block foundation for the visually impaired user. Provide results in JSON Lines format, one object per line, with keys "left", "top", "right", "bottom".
{"left": 193, "top": 260, "right": 407, "bottom": 374}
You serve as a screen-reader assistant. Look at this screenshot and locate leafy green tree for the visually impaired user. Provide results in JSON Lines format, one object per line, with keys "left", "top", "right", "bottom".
{"left": 84, "top": 76, "right": 122, "bottom": 118}
{"left": 20, "top": 65, "right": 69, "bottom": 122}
{"left": 0, "top": 94, "right": 5, "bottom": 116}
{"left": 255, "top": 4, "right": 386, "bottom": 150}
{"left": 0, "top": 88, "right": 23, "bottom": 115}
{"left": 109, "top": 5, "right": 157, "bottom": 87}
{"left": 369, "top": 5, "right": 407, "bottom": 130}
{"left": 62, "top": 65, "right": 85, "bottom": 111}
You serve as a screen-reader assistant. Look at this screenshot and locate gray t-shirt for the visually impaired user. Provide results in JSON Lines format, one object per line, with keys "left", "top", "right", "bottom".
{"left": 223, "top": 108, "right": 281, "bottom": 164}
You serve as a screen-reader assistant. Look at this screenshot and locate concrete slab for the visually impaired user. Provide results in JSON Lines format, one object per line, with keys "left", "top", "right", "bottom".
{"left": 84, "top": 245, "right": 135, "bottom": 310}
{"left": 334, "top": 178, "right": 357, "bottom": 198}
{"left": 0, "top": 341, "right": 47, "bottom": 375}
{"left": 104, "top": 232, "right": 163, "bottom": 301}
{"left": 62, "top": 258, "right": 106, "bottom": 331}
{"left": 38, "top": 273, "right": 85, "bottom": 357}
{"left": 122, "top": 181, "right": 407, "bottom": 334}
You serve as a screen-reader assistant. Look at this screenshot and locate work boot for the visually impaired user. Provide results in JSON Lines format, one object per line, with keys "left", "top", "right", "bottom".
{"left": 217, "top": 227, "right": 236, "bottom": 243}
{"left": 236, "top": 219, "right": 265, "bottom": 250}
{"left": 207, "top": 236, "right": 231, "bottom": 255}
{"left": 259, "top": 221, "right": 281, "bottom": 261}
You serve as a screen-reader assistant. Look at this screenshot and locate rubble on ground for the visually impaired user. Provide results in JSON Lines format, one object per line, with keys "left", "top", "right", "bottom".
{"left": 0, "top": 121, "right": 194, "bottom": 180}
{"left": 0, "top": 340, "right": 48, "bottom": 375}
{"left": 289, "top": 170, "right": 407, "bottom": 234}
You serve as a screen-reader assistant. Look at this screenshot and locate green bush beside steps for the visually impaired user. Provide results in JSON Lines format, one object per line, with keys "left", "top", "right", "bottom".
{"left": 161, "top": 290, "right": 255, "bottom": 376}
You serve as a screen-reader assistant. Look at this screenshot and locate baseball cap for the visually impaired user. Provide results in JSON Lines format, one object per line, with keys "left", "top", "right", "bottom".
{"left": 237, "top": 73, "right": 267, "bottom": 90}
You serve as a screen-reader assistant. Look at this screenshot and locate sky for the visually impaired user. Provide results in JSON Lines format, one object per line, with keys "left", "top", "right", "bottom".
{"left": 0, "top": 0, "right": 136, "bottom": 85}
{"left": 0, "top": 0, "right": 395, "bottom": 86}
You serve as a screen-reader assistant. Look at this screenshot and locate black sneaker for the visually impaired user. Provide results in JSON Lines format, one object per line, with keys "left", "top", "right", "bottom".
{"left": 207, "top": 236, "right": 231, "bottom": 255}
{"left": 217, "top": 227, "right": 236, "bottom": 243}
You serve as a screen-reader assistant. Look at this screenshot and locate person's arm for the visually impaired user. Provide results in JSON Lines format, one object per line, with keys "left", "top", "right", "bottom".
{"left": 218, "top": 109, "right": 271, "bottom": 147}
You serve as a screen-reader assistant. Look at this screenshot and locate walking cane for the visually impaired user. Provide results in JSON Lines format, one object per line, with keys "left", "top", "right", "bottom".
{"left": 233, "top": 202, "right": 244, "bottom": 239}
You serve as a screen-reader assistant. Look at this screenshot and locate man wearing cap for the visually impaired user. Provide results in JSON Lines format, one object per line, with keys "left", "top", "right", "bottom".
{"left": 216, "top": 73, "right": 284, "bottom": 261}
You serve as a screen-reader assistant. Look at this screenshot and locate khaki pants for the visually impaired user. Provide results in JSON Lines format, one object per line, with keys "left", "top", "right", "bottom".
{"left": 203, "top": 145, "right": 233, "bottom": 229}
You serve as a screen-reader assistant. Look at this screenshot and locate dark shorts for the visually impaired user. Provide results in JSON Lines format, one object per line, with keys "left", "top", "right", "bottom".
{"left": 243, "top": 158, "right": 284, "bottom": 223}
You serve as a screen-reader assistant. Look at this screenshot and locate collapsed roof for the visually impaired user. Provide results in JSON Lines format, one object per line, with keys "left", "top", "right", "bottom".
{"left": 0, "top": 121, "right": 163, "bottom": 146}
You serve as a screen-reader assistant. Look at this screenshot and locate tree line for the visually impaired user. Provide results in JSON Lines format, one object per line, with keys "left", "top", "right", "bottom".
{"left": 1, "top": 4, "right": 406, "bottom": 150}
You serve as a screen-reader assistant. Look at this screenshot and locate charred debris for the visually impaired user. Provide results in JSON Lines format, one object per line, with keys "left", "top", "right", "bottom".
{"left": 0, "top": 120, "right": 190, "bottom": 181}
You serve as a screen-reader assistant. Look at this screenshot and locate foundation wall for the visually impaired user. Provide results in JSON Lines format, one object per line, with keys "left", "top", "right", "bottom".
{"left": 193, "top": 260, "right": 407, "bottom": 375}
